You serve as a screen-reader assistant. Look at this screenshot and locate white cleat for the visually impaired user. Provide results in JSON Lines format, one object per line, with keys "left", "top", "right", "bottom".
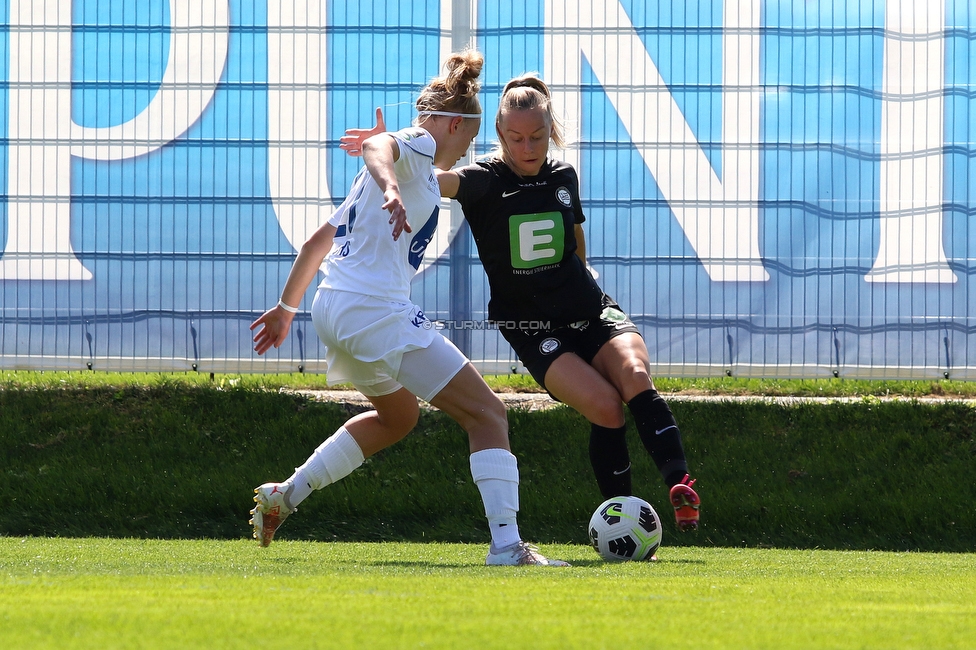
{"left": 250, "top": 482, "right": 294, "bottom": 547}
{"left": 485, "top": 541, "right": 571, "bottom": 567}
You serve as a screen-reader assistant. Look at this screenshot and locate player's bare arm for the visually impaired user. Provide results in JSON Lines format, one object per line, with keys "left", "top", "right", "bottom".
{"left": 362, "top": 133, "right": 412, "bottom": 241}
{"left": 250, "top": 222, "right": 337, "bottom": 355}
{"left": 341, "top": 108, "right": 463, "bottom": 202}
{"left": 435, "top": 169, "right": 461, "bottom": 198}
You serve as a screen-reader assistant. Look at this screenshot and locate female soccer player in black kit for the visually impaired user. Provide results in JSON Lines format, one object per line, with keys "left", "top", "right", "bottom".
{"left": 343, "top": 75, "right": 700, "bottom": 532}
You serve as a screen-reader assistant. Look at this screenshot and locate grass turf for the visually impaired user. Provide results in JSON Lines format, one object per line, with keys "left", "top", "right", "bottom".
{"left": 3, "top": 384, "right": 974, "bottom": 551}
{"left": 1, "top": 537, "right": 974, "bottom": 649}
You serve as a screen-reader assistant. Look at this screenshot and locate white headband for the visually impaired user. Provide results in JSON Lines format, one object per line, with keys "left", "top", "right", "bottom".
{"left": 417, "top": 110, "right": 482, "bottom": 119}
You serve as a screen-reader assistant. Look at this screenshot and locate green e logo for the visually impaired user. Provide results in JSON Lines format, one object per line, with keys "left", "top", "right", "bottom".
{"left": 509, "top": 212, "right": 565, "bottom": 269}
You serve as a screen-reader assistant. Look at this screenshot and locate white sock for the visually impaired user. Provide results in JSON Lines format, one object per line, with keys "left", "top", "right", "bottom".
{"left": 469, "top": 448, "right": 521, "bottom": 551}
{"left": 284, "top": 427, "right": 364, "bottom": 509}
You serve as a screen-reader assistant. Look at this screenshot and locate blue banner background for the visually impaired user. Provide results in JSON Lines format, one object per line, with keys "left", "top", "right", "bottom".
{"left": 1, "top": 0, "right": 973, "bottom": 379}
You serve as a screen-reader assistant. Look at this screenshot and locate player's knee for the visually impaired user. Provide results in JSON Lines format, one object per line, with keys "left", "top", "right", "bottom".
{"left": 590, "top": 399, "right": 626, "bottom": 429}
{"left": 577, "top": 381, "right": 625, "bottom": 427}
{"left": 462, "top": 393, "right": 508, "bottom": 434}
{"left": 619, "top": 357, "right": 653, "bottom": 394}
{"left": 401, "top": 402, "right": 422, "bottom": 433}
{"left": 478, "top": 394, "right": 509, "bottom": 430}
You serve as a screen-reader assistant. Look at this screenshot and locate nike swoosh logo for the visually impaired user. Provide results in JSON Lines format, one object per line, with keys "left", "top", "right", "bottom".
{"left": 655, "top": 426, "right": 677, "bottom": 436}
{"left": 502, "top": 190, "right": 520, "bottom": 198}
{"left": 612, "top": 463, "right": 632, "bottom": 476}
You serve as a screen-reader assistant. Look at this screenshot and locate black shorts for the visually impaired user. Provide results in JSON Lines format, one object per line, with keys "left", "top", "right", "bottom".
{"left": 500, "top": 295, "right": 641, "bottom": 392}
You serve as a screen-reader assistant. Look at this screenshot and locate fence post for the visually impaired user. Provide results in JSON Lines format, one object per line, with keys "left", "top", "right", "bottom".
{"left": 447, "top": 0, "right": 479, "bottom": 357}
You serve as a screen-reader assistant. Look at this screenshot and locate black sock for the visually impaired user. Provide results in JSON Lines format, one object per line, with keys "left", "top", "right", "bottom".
{"left": 628, "top": 389, "right": 688, "bottom": 488}
{"left": 588, "top": 423, "right": 632, "bottom": 498}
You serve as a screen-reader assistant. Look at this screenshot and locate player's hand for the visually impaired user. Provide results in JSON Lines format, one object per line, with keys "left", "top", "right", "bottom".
{"left": 249, "top": 306, "right": 294, "bottom": 355}
{"left": 382, "top": 188, "right": 412, "bottom": 241}
{"left": 340, "top": 107, "right": 386, "bottom": 157}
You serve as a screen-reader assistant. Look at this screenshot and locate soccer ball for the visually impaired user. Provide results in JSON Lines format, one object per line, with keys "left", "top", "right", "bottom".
{"left": 588, "top": 496, "right": 663, "bottom": 562}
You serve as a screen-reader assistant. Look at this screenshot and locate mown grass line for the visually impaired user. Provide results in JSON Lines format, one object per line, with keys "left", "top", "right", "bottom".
{"left": 1, "top": 538, "right": 974, "bottom": 650}
{"left": 4, "top": 369, "right": 976, "bottom": 398}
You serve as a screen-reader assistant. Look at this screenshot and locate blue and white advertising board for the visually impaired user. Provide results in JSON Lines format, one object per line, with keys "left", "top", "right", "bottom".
{"left": 1, "top": 0, "right": 974, "bottom": 379}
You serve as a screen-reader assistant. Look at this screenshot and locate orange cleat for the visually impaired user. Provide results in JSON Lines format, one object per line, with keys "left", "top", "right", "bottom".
{"left": 670, "top": 474, "right": 700, "bottom": 532}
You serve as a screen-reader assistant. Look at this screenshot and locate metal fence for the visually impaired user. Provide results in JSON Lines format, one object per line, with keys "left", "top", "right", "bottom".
{"left": 1, "top": 0, "right": 974, "bottom": 380}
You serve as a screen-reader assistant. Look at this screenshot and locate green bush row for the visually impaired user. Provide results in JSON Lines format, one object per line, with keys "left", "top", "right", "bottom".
{"left": 2, "top": 386, "right": 974, "bottom": 551}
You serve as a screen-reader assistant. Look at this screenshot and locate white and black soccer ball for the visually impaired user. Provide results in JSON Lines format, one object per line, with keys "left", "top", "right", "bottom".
{"left": 588, "top": 496, "right": 663, "bottom": 562}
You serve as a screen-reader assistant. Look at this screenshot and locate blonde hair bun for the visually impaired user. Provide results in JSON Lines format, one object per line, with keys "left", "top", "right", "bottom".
{"left": 416, "top": 49, "right": 484, "bottom": 117}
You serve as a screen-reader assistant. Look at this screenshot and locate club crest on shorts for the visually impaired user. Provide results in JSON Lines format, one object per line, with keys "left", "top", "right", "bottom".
{"left": 539, "top": 337, "right": 561, "bottom": 355}
{"left": 556, "top": 186, "right": 572, "bottom": 207}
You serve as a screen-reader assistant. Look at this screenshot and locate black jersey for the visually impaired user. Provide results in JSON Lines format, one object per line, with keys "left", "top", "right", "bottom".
{"left": 454, "top": 157, "right": 605, "bottom": 327}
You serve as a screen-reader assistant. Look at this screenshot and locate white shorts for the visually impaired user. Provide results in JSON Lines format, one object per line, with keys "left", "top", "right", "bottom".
{"left": 311, "top": 288, "right": 468, "bottom": 402}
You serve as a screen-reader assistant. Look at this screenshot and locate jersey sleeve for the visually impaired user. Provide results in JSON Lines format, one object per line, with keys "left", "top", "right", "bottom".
{"left": 568, "top": 165, "right": 587, "bottom": 225}
{"left": 391, "top": 128, "right": 436, "bottom": 182}
{"left": 454, "top": 163, "right": 494, "bottom": 205}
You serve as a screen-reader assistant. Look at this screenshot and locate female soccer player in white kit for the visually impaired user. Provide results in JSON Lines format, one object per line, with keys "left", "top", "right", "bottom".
{"left": 248, "top": 51, "right": 567, "bottom": 566}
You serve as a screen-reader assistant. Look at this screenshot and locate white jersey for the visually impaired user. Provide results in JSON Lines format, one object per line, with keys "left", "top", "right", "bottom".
{"left": 319, "top": 127, "right": 441, "bottom": 302}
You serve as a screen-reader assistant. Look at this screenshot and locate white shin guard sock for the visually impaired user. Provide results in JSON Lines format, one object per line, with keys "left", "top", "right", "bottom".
{"left": 286, "top": 428, "right": 364, "bottom": 508}
{"left": 469, "top": 448, "right": 521, "bottom": 551}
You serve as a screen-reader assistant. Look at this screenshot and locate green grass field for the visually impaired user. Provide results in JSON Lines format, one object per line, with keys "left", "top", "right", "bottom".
{"left": 2, "top": 372, "right": 975, "bottom": 648}
{"left": 1, "top": 537, "right": 973, "bottom": 649}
